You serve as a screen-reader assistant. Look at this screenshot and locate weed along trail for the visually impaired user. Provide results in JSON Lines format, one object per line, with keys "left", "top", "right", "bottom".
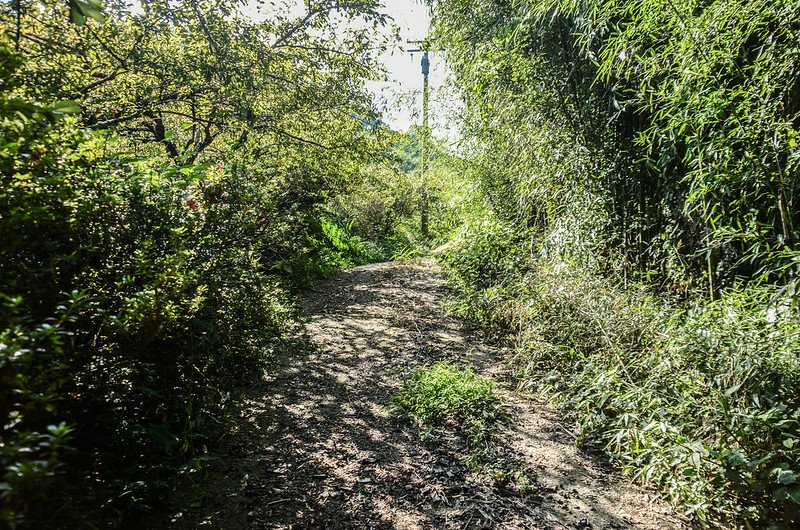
{"left": 198, "top": 260, "right": 679, "bottom": 529}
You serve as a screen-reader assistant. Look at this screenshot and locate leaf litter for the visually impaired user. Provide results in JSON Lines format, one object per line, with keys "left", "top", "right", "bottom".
{"left": 164, "top": 259, "right": 683, "bottom": 529}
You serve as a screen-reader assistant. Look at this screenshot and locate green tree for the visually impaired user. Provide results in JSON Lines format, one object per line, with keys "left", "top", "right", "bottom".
{"left": 0, "top": 0, "right": 394, "bottom": 525}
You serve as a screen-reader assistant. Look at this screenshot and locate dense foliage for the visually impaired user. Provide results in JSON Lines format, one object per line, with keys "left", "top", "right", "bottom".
{"left": 6, "top": 0, "right": 799, "bottom": 525}
{"left": 427, "top": 0, "right": 800, "bottom": 526}
{"left": 391, "top": 361, "right": 505, "bottom": 466}
{"left": 432, "top": 0, "right": 800, "bottom": 292}
{"left": 0, "top": 0, "right": 404, "bottom": 525}
{"left": 322, "top": 128, "right": 474, "bottom": 262}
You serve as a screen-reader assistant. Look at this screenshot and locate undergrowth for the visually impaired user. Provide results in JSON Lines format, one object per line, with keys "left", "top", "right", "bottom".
{"left": 441, "top": 248, "right": 800, "bottom": 527}
{"left": 427, "top": 0, "right": 800, "bottom": 524}
{"left": 391, "top": 361, "right": 506, "bottom": 466}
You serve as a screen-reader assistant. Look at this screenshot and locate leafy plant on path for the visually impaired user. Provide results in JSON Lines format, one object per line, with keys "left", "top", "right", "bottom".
{"left": 391, "top": 361, "right": 506, "bottom": 467}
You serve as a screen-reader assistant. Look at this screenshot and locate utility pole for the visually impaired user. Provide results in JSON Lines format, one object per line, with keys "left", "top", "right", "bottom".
{"left": 408, "top": 40, "right": 431, "bottom": 239}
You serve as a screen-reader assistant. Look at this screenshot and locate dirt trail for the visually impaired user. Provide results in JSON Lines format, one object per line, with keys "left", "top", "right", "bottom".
{"left": 186, "top": 260, "right": 680, "bottom": 529}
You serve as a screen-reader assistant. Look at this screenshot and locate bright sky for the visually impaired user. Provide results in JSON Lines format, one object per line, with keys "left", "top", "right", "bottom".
{"left": 364, "top": 0, "right": 449, "bottom": 133}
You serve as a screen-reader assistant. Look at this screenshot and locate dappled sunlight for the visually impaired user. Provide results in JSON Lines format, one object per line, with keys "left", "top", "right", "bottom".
{"left": 192, "top": 260, "right": 678, "bottom": 529}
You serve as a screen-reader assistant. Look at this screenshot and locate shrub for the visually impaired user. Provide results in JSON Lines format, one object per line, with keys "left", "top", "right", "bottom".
{"left": 439, "top": 217, "right": 531, "bottom": 334}
{"left": 483, "top": 258, "right": 800, "bottom": 526}
{"left": 0, "top": 61, "right": 296, "bottom": 524}
{"left": 391, "top": 361, "right": 506, "bottom": 456}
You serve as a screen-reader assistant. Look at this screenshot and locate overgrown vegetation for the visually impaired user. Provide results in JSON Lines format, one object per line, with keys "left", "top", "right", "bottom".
{"left": 504, "top": 264, "right": 800, "bottom": 525}
{"left": 391, "top": 361, "right": 505, "bottom": 465}
{"left": 327, "top": 129, "right": 474, "bottom": 261}
{"left": 427, "top": 0, "right": 800, "bottom": 526}
{"left": 6, "top": 0, "right": 799, "bottom": 526}
{"left": 0, "top": 0, "right": 425, "bottom": 526}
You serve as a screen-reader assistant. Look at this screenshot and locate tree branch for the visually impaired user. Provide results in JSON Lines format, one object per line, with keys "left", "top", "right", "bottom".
{"left": 263, "top": 126, "right": 350, "bottom": 150}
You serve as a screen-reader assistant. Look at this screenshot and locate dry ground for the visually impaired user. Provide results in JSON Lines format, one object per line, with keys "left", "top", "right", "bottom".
{"left": 171, "top": 259, "right": 681, "bottom": 529}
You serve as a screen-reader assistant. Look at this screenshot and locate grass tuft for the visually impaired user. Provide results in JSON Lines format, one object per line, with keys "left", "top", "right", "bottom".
{"left": 391, "top": 362, "right": 505, "bottom": 458}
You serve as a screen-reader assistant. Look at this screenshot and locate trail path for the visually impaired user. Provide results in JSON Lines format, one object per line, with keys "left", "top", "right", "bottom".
{"left": 190, "top": 260, "right": 679, "bottom": 529}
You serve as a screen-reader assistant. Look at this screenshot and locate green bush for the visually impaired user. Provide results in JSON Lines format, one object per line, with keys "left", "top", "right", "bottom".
{"left": 319, "top": 215, "right": 384, "bottom": 267}
{"left": 450, "top": 252, "right": 800, "bottom": 526}
{"left": 0, "top": 294, "right": 80, "bottom": 527}
{"left": 391, "top": 361, "right": 505, "bottom": 456}
{"left": 439, "top": 216, "right": 531, "bottom": 334}
{"left": 0, "top": 106, "right": 296, "bottom": 522}
{"left": 0, "top": 22, "right": 375, "bottom": 523}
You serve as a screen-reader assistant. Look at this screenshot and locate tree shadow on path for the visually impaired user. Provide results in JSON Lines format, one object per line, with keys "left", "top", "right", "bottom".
{"left": 172, "top": 260, "right": 681, "bottom": 529}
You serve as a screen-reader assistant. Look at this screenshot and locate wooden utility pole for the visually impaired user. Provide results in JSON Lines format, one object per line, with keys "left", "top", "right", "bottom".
{"left": 408, "top": 40, "right": 431, "bottom": 239}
